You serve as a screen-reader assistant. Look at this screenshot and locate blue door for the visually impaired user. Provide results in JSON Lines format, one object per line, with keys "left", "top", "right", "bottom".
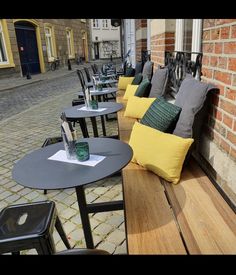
{"left": 15, "top": 22, "right": 40, "bottom": 76}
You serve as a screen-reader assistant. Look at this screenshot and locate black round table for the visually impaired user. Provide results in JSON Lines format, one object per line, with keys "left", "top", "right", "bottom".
{"left": 63, "top": 102, "right": 123, "bottom": 138}
{"left": 12, "top": 137, "right": 133, "bottom": 249}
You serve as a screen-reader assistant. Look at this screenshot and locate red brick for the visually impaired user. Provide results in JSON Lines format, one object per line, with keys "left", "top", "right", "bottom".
{"left": 220, "top": 99, "right": 236, "bottom": 115}
{"left": 214, "top": 108, "right": 223, "bottom": 121}
{"left": 211, "top": 28, "right": 220, "bottom": 40}
{"left": 203, "top": 43, "right": 214, "bottom": 53}
{"left": 223, "top": 114, "right": 233, "bottom": 128}
{"left": 232, "top": 74, "right": 236, "bottom": 86}
{"left": 202, "top": 55, "right": 210, "bottom": 66}
{"left": 231, "top": 25, "right": 236, "bottom": 38}
{"left": 217, "top": 84, "right": 225, "bottom": 96}
{"left": 230, "top": 147, "right": 236, "bottom": 161}
{"left": 234, "top": 120, "right": 236, "bottom": 131}
{"left": 218, "top": 57, "right": 227, "bottom": 69}
{"left": 228, "top": 58, "right": 236, "bottom": 71}
{"left": 220, "top": 26, "right": 230, "bottom": 39}
{"left": 210, "top": 56, "right": 218, "bottom": 67}
{"left": 220, "top": 139, "right": 230, "bottom": 153}
{"left": 165, "top": 38, "right": 175, "bottom": 45}
{"left": 225, "top": 88, "right": 236, "bottom": 100}
{"left": 203, "top": 19, "right": 216, "bottom": 28}
{"left": 227, "top": 131, "right": 236, "bottom": 145}
{"left": 215, "top": 19, "right": 236, "bottom": 25}
{"left": 203, "top": 30, "right": 210, "bottom": 40}
{"left": 211, "top": 93, "right": 220, "bottom": 106}
{"left": 214, "top": 71, "right": 231, "bottom": 85}
{"left": 165, "top": 32, "right": 174, "bottom": 38}
{"left": 202, "top": 67, "right": 213, "bottom": 79}
{"left": 215, "top": 43, "right": 223, "bottom": 54}
{"left": 224, "top": 42, "right": 236, "bottom": 54}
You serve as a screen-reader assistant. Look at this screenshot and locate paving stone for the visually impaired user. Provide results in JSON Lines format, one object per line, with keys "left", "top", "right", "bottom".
{"left": 114, "top": 241, "right": 127, "bottom": 255}
{"left": 60, "top": 207, "right": 78, "bottom": 220}
{"left": 106, "top": 229, "right": 126, "bottom": 245}
{"left": 5, "top": 194, "right": 21, "bottom": 203}
{"left": 96, "top": 241, "right": 116, "bottom": 254}
{"left": 93, "top": 223, "right": 113, "bottom": 236}
{"left": 106, "top": 214, "right": 124, "bottom": 228}
{"left": 92, "top": 212, "right": 112, "bottom": 223}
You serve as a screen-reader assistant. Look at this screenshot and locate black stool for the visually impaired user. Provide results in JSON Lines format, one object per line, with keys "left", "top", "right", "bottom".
{"left": 0, "top": 200, "right": 71, "bottom": 255}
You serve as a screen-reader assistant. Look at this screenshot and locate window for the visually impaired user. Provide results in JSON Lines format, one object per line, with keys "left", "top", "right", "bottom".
{"left": 0, "top": 21, "right": 8, "bottom": 64}
{"left": 66, "top": 28, "right": 75, "bottom": 58}
{"left": 175, "top": 19, "right": 202, "bottom": 60}
{"left": 93, "top": 19, "right": 99, "bottom": 28}
{"left": 44, "top": 25, "right": 57, "bottom": 61}
{"left": 102, "top": 19, "right": 109, "bottom": 29}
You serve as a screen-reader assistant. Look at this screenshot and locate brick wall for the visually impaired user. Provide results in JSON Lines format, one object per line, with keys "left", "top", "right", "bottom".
{"left": 135, "top": 19, "right": 147, "bottom": 62}
{"left": 202, "top": 19, "right": 236, "bottom": 162}
{"left": 151, "top": 32, "right": 175, "bottom": 70}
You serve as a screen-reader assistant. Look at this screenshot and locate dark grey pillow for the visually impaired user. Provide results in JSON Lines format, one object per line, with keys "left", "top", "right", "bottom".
{"left": 173, "top": 76, "right": 216, "bottom": 138}
{"left": 135, "top": 61, "right": 143, "bottom": 75}
{"left": 149, "top": 67, "right": 169, "bottom": 98}
{"left": 142, "top": 61, "right": 153, "bottom": 81}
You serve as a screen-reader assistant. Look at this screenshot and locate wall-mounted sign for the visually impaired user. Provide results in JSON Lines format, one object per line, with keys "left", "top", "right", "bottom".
{"left": 111, "top": 19, "right": 121, "bottom": 27}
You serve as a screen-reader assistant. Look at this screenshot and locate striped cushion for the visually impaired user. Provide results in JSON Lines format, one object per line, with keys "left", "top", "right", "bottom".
{"left": 140, "top": 97, "right": 182, "bottom": 133}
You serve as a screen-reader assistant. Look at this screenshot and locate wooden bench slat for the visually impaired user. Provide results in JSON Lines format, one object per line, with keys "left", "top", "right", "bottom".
{"left": 122, "top": 162, "right": 187, "bottom": 254}
{"left": 162, "top": 159, "right": 236, "bottom": 254}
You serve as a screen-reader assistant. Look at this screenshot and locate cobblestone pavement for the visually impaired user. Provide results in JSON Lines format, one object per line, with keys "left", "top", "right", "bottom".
{"left": 0, "top": 69, "right": 127, "bottom": 254}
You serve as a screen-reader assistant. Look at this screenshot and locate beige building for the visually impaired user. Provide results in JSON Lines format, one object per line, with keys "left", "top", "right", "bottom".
{"left": 90, "top": 19, "right": 121, "bottom": 60}
{"left": 0, "top": 19, "right": 90, "bottom": 78}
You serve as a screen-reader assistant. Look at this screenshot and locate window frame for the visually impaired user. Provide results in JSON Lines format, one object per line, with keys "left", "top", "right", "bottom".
{"left": 0, "top": 19, "right": 15, "bottom": 68}
{"left": 102, "top": 19, "right": 109, "bottom": 29}
{"left": 175, "top": 19, "right": 202, "bottom": 60}
{"left": 66, "top": 28, "right": 75, "bottom": 59}
{"left": 44, "top": 24, "right": 57, "bottom": 62}
{"left": 92, "top": 19, "right": 100, "bottom": 29}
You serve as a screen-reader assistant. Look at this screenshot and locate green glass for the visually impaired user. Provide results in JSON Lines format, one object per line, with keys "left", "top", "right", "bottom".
{"left": 75, "top": 141, "right": 90, "bottom": 162}
{"left": 89, "top": 99, "right": 98, "bottom": 110}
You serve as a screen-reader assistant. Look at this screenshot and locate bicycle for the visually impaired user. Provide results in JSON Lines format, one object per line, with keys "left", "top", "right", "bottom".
{"left": 49, "top": 57, "right": 60, "bottom": 71}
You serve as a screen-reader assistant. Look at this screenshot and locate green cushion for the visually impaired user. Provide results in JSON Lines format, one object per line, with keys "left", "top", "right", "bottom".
{"left": 140, "top": 97, "right": 182, "bottom": 133}
{"left": 132, "top": 73, "right": 143, "bottom": 85}
{"left": 134, "top": 78, "right": 151, "bottom": 97}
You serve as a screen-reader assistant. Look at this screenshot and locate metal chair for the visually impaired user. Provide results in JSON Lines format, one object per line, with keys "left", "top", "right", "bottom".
{"left": 0, "top": 201, "right": 71, "bottom": 255}
{"left": 54, "top": 248, "right": 110, "bottom": 255}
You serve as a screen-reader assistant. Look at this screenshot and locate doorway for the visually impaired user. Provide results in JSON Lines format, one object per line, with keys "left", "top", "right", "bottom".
{"left": 15, "top": 21, "right": 41, "bottom": 76}
{"left": 94, "top": 43, "right": 99, "bottom": 59}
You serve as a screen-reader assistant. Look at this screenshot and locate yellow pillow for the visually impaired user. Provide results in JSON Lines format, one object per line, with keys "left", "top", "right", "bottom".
{"left": 129, "top": 122, "right": 194, "bottom": 184}
{"left": 124, "top": 96, "right": 155, "bottom": 119}
{"left": 123, "top": 84, "right": 139, "bottom": 99}
{"left": 118, "top": 76, "right": 135, "bottom": 90}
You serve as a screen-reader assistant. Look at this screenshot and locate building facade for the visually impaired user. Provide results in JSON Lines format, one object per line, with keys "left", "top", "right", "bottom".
{"left": 125, "top": 18, "right": 236, "bottom": 205}
{"left": 0, "top": 19, "right": 90, "bottom": 78}
{"left": 90, "top": 19, "right": 121, "bottom": 60}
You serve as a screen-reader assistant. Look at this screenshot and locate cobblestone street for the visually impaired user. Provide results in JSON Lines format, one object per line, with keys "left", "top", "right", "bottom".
{"left": 0, "top": 66, "right": 126, "bottom": 255}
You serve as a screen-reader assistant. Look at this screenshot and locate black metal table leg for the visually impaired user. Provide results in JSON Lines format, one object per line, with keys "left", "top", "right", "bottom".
{"left": 78, "top": 118, "right": 89, "bottom": 138}
{"left": 90, "top": 117, "right": 99, "bottom": 137}
{"left": 100, "top": 115, "right": 106, "bottom": 136}
{"left": 75, "top": 186, "right": 94, "bottom": 249}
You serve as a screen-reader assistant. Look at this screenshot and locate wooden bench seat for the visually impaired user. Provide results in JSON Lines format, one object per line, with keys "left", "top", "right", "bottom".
{"left": 117, "top": 89, "right": 236, "bottom": 254}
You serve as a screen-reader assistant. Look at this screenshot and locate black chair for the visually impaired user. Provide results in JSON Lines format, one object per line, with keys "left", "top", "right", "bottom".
{"left": 0, "top": 201, "right": 71, "bottom": 255}
{"left": 81, "top": 68, "right": 93, "bottom": 88}
{"left": 91, "top": 64, "right": 97, "bottom": 74}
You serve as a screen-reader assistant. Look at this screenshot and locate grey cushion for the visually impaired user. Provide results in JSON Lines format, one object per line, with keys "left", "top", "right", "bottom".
{"left": 149, "top": 67, "right": 169, "bottom": 98}
{"left": 142, "top": 61, "right": 153, "bottom": 81}
{"left": 173, "top": 76, "right": 216, "bottom": 138}
{"left": 135, "top": 62, "right": 143, "bottom": 75}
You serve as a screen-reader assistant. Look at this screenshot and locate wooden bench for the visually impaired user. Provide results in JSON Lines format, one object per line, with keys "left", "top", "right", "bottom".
{"left": 116, "top": 89, "right": 236, "bottom": 254}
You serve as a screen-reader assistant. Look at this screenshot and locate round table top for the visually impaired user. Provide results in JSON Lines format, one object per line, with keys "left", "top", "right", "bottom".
{"left": 12, "top": 138, "right": 133, "bottom": 190}
{"left": 77, "top": 87, "right": 117, "bottom": 97}
{"left": 63, "top": 102, "right": 123, "bottom": 120}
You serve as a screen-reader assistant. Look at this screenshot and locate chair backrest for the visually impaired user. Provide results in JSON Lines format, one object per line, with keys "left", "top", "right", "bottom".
{"left": 76, "top": 69, "right": 86, "bottom": 92}
{"left": 84, "top": 67, "right": 91, "bottom": 82}
{"left": 93, "top": 63, "right": 99, "bottom": 74}
{"left": 91, "top": 64, "right": 97, "bottom": 74}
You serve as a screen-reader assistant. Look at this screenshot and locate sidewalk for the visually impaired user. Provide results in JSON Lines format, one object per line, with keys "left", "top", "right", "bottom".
{"left": 0, "top": 59, "right": 122, "bottom": 92}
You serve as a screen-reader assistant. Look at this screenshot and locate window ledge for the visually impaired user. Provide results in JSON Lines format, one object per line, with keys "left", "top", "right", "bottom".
{"left": 0, "top": 63, "right": 15, "bottom": 69}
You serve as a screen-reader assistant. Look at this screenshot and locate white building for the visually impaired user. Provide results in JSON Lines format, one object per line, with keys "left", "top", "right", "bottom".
{"left": 90, "top": 19, "right": 121, "bottom": 60}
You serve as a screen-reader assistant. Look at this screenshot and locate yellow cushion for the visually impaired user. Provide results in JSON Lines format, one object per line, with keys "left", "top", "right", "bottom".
{"left": 123, "top": 84, "right": 139, "bottom": 100}
{"left": 124, "top": 96, "right": 155, "bottom": 119}
{"left": 118, "top": 76, "right": 135, "bottom": 90}
{"left": 129, "top": 122, "right": 194, "bottom": 184}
